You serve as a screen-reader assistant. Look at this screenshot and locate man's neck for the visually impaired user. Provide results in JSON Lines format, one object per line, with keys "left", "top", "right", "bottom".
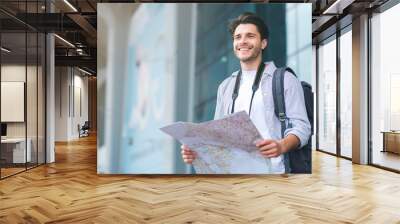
{"left": 240, "top": 58, "right": 262, "bottom": 71}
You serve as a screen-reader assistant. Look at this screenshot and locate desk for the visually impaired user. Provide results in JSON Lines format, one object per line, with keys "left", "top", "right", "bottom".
{"left": 381, "top": 131, "right": 400, "bottom": 154}
{"left": 1, "top": 138, "right": 31, "bottom": 163}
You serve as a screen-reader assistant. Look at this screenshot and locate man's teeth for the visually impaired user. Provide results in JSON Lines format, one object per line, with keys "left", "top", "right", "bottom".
{"left": 239, "top": 47, "right": 251, "bottom": 51}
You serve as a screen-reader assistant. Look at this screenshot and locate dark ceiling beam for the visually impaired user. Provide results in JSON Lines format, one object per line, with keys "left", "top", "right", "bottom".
{"left": 55, "top": 47, "right": 97, "bottom": 57}
{"left": 312, "top": 14, "right": 352, "bottom": 44}
{"left": 0, "top": 8, "right": 38, "bottom": 31}
{"left": 2, "top": 12, "right": 96, "bottom": 48}
{"left": 12, "top": 13, "right": 83, "bottom": 32}
{"left": 86, "top": 0, "right": 97, "bottom": 12}
{"left": 0, "top": 18, "right": 27, "bottom": 31}
{"left": 60, "top": 0, "right": 97, "bottom": 43}
{"left": 66, "top": 13, "right": 97, "bottom": 46}
{"left": 55, "top": 55, "right": 96, "bottom": 70}
{"left": 52, "top": 0, "right": 78, "bottom": 13}
{"left": 322, "top": 0, "right": 356, "bottom": 14}
{"left": 312, "top": 15, "right": 335, "bottom": 33}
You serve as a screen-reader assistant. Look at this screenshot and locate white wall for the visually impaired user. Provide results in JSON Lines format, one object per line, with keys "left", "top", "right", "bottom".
{"left": 72, "top": 72, "right": 89, "bottom": 138}
{"left": 1, "top": 65, "right": 39, "bottom": 137}
{"left": 54, "top": 67, "right": 89, "bottom": 141}
{"left": 1, "top": 65, "right": 26, "bottom": 136}
{"left": 55, "top": 66, "right": 68, "bottom": 141}
{"left": 1, "top": 63, "right": 46, "bottom": 163}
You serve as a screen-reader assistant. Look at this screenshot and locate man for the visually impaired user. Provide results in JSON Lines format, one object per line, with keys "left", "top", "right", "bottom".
{"left": 181, "top": 12, "right": 311, "bottom": 174}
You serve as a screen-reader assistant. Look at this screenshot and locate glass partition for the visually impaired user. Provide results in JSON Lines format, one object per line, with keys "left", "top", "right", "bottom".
{"left": 339, "top": 28, "right": 352, "bottom": 158}
{"left": 0, "top": 1, "right": 46, "bottom": 179}
{"left": 371, "top": 3, "right": 400, "bottom": 171}
{"left": 317, "top": 36, "right": 337, "bottom": 155}
{"left": 1, "top": 31, "right": 28, "bottom": 178}
{"left": 27, "top": 30, "right": 38, "bottom": 169}
{"left": 38, "top": 32, "right": 45, "bottom": 165}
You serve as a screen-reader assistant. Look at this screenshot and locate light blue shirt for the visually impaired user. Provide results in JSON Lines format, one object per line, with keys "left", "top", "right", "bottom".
{"left": 214, "top": 61, "right": 312, "bottom": 172}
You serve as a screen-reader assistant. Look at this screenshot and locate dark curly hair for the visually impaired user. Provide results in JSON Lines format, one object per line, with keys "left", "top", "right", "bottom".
{"left": 228, "top": 12, "right": 269, "bottom": 41}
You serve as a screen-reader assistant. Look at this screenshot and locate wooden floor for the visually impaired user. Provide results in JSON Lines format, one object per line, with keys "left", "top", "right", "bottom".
{"left": 1, "top": 135, "right": 400, "bottom": 223}
{"left": 0, "top": 167, "right": 26, "bottom": 178}
{"left": 372, "top": 150, "right": 400, "bottom": 171}
{"left": 1, "top": 163, "right": 45, "bottom": 178}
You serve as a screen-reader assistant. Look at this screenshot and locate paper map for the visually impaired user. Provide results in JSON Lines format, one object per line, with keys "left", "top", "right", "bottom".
{"left": 160, "top": 111, "right": 272, "bottom": 174}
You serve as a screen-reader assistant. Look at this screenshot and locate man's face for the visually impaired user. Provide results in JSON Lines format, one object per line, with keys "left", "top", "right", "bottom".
{"left": 233, "top": 23, "right": 267, "bottom": 63}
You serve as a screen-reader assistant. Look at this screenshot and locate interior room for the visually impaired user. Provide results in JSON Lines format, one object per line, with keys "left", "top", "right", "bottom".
{"left": 0, "top": 0, "right": 399, "bottom": 223}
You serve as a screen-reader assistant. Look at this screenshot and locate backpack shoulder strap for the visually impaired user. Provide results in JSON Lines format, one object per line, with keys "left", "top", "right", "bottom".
{"left": 272, "top": 67, "right": 287, "bottom": 138}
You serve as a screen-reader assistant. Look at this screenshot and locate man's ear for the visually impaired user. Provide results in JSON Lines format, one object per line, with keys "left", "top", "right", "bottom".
{"left": 262, "top": 39, "right": 267, "bottom": 50}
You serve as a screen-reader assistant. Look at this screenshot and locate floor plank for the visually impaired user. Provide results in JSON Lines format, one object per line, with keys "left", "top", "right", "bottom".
{"left": 0, "top": 134, "right": 399, "bottom": 223}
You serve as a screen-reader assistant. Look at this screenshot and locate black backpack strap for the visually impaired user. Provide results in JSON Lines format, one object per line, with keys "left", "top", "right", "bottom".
{"left": 272, "top": 67, "right": 294, "bottom": 173}
{"left": 273, "top": 67, "right": 312, "bottom": 174}
{"left": 231, "top": 70, "right": 241, "bottom": 114}
{"left": 231, "top": 63, "right": 265, "bottom": 115}
{"left": 272, "top": 67, "right": 297, "bottom": 136}
{"left": 272, "top": 67, "right": 287, "bottom": 138}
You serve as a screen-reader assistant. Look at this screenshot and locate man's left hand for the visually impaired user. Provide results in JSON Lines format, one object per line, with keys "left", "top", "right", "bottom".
{"left": 255, "top": 134, "right": 301, "bottom": 158}
{"left": 255, "top": 139, "right": 287, "bottom": 158}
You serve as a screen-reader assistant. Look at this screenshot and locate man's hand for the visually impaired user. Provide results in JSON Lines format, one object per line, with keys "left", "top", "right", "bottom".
{"left": 255, "top": 134, "right": 300, "bottom": 158}
{"left": 255, "top": 139, "right": 286, "bottom": 158}
{"left": 181, "top": 145, "right": 197, "bottom": 164}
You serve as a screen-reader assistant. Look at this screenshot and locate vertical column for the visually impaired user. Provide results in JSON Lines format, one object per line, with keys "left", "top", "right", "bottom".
{"left": 352, "top": 14, "right": 369, "bottom": 164}
{"left": 46, "top": 1, "right": 55, "bottom": 163}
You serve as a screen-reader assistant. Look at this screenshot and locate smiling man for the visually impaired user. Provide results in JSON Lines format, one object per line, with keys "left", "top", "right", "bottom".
{"left": 181, "top": 12, "right": 311, "bottom": 174}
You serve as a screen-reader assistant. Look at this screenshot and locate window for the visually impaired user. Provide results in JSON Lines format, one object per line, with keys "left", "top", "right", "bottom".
{"left": 370, "top": 2, "right": 400, "bottom": 171}
{"left": 317, "top": 36, "right": 337, "bottom": 154}
{"left": 0, "top": 1, "right": 47, "bottom": 179}
{"left": 339, "top": 28, "right": 352, "bottom": 158}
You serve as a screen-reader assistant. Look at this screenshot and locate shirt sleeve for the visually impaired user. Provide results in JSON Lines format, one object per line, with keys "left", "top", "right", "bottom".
{"left": 214, "top": 77, "right": 231, "bottom": 120}
{"left": 282, "top": 71, "right": 312, "bottom": 148}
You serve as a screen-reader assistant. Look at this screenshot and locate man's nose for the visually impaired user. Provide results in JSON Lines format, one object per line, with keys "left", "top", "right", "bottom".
{"left": 237, "top": 37, "right": 248, "bottom": 45}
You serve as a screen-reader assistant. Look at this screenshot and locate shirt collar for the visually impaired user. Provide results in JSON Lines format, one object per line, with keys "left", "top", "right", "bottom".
{"left": 232, "top": 61, "right": 276, "bottom": 77}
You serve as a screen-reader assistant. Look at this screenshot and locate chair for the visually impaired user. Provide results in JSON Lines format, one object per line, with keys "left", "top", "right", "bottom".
{"left": 79, "top": 121, "right": 90, "bottom": 138}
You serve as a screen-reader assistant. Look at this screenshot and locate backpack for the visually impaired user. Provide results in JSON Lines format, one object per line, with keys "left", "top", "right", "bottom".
{"left": 272, "top": 67, "right": 313, "bottom": 173}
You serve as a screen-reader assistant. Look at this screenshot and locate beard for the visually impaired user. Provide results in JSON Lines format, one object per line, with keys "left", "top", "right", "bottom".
{"left": 234, "top": 44, "right": 262, "bottom": 63}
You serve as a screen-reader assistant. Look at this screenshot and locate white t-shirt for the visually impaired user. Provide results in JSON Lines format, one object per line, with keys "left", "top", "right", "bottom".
{"left": 234, "top": 69, "right": 285, "bottom": 174}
